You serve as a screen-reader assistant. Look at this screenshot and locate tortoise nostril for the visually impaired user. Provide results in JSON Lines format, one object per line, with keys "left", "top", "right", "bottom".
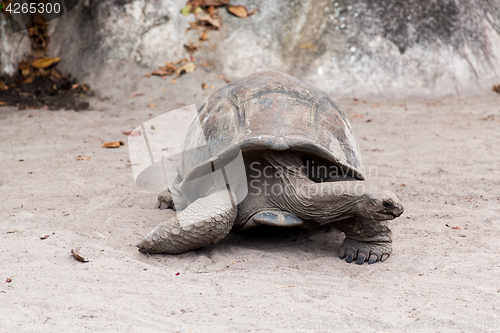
{"left": 383, "top": 201, "right": 393, "bottom": 209}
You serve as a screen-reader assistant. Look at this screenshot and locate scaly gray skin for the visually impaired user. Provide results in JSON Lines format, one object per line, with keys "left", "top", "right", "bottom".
{"left": 138, "top": 151, "right": 403, "bottom": 264}
{"left": 138, "top": 191, "right": 237, "bottom": 254}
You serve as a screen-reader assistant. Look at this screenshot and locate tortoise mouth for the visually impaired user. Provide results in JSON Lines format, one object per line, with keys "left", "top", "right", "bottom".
{"left": 384, "top": 212, "right": 398, "bottom": 219}
{"left": 379, "top": 208, "right": 403, "bottom": 219}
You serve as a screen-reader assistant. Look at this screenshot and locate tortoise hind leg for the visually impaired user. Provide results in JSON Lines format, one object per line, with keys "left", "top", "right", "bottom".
{"left": 334, "top": 217, "right": 393, "bottom": 265}
{"left": 138, "top": 190, "right": 237, "bottom": 254}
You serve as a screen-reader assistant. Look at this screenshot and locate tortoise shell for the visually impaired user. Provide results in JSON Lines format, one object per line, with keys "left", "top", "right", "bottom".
{"left": 180, "top": 71, "right": 363, "bottom": 184}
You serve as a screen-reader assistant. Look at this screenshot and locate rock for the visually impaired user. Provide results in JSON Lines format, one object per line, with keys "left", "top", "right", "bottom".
{"left": 2, "top": 0, "right": 500, "bottom": 97}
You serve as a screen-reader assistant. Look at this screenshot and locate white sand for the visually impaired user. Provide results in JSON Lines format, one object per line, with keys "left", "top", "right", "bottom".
{"left": 1, "top": 88, "right": 500, "bottom": 332}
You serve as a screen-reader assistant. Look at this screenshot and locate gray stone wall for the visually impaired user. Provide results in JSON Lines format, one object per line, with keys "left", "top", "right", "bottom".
{"left": 0, "top": 14, "right": 31, "bottom": 76}
{"left": 2, "top": 0, "right": 500, "bottom": 97}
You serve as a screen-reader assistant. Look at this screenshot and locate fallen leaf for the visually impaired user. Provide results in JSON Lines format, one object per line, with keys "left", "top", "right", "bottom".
{"left": 152, "top": 70, "right": 172, "bottom": 76}
{"left": 123, "top": 130, "right": 141, "bottom": 136}
{"left": 184, "top": 42, "right": 199, "bottom": 53}
{"left": 152, "top": 62, "right": 178, "bottom": 76}
{"left": 493, "top": 84, "right": 500, "bottom": 94}
{"left": 102, "top": 141, "right": 124, "bottom": 148}
{"left": 0, "top": 79, "right": 8, "bottom": 90}
{"left": 6, "top": 278, "right": 12, "bottom": 283}
{"left": 130, "top": 93, "right": 144, "bottom": 98}
{"left": 40, "top": 234, "right": 50, "bottom": 240}
{"left": 200, "top": 31, "right": 208, "bottom": 41}
{"left": 202, "top": 82, "right": 207, "bottom": 89}
{"left": 31, "top": 57, "right": 60, "bottom": 69}
{"left": 75, "top": 155, "right": 91, "bottom": 160}
{"left": 227, "top": 5, "right": 248, "bottom": 17}
{"left": 197, "top": 13, "right": 221, "bottom": 28}
{"left": 202, "top": 0, "right": 230, "bottom": 7}
{"left": 181, "top": 4, "right": 192, "bottom": 16}
{"left": 227, "top": 4, "right": 257, "bottom": 17}
{"left": 71, "top": 247, "right": 89, "bottom": 262}
{"left": 21, "top": 77, "right": 33, "bottom": 85}
{"left": 19, "top": 60, "right": 31, "bottom": 77}
{"left": 175, "top": 62, "right": 196, "bottom": 77}
{"left": 299, "top": 42, "right": 316, "bottom": 49}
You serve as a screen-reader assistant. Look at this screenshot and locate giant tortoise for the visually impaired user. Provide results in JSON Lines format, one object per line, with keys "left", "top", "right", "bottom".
{"left": 137, "top": 71, "right": 403, "bottom": 264}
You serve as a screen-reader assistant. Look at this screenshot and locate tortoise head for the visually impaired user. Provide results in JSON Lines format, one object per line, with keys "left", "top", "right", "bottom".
{"left": 354, "top": 187, "right": 404, "bottom": 221}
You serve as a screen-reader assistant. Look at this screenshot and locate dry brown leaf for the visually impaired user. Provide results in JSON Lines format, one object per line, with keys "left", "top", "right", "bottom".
{"left": 151, "top": 70, "right": 173, "bottom": 76}
{"left": 187, "top": 0, "right": 229, "bottom": 10}
{"left": 32, "top": 57, "right": 60, "bottom": 69}
{"left": 75, "top": 155, "right": 91, "bottom": 161}
{"left": 493, "top": 84, "right": 500, "bottom": 94}
{"left": 71, "top": 247, "right": 89, "bottom": 262}
{"left": 202, "top": 0, "right": 229, "bottom": 7}
{"left": 21, "top": 77, "right": 34, "bottom": 85}
{"left": 299, "top": 42, "right": 316, "bottom": 49}
{"left": 198, "top": 13, "right": 221, "bottom": 28}
{"left": 19, "top": 60, "right": 31, "bottom": 77}
{"left": 175, "top": 62, "right": 196, "bottom": 77}
{"left": 163, "top": 62, "right": 178, "bottom": 71}
{"left": 184, "top": 42, "right": 199, "bottom": 53}
{"left": 227, "top": 5, "right": 249, "bottom": 18}
{"left": 0, "top": 80, "right": 8, "bottom": 91}
{"left": 102, "top": 141, "right": 124, "bottom": 148}
{"left": 200, "top": 31, "right": 208, "bottom": 41}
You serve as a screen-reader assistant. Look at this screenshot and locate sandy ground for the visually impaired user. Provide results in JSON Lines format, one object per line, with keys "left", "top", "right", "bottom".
{"left": 1, "top": 75, "right": 500, "bottom": 332}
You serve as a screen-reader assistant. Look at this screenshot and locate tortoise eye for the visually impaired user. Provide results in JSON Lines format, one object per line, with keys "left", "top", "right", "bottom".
{"left": 383, "top": 201, "right": 393, "bottom": 209}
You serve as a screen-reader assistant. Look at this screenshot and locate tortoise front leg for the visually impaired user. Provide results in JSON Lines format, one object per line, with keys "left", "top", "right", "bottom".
{"left": 138, "top": 190, "right": 237, "bottom": 254}
{"left": 333, "top": 217, "right": 393, "bottom": 265}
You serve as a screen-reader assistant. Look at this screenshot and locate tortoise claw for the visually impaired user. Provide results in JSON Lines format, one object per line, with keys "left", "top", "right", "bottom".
{"left": 339, "top": 239, "right": 392, "bottom": 264}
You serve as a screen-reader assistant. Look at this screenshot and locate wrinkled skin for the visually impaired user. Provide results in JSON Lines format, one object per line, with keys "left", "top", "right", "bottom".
{"left": 141, "top": 151, "right": 403, "bottom": 265}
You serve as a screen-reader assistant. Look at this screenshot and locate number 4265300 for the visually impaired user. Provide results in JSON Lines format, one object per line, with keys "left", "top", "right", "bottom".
{"left": 4, "top": 2, "right": 62, "bottom": 14}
